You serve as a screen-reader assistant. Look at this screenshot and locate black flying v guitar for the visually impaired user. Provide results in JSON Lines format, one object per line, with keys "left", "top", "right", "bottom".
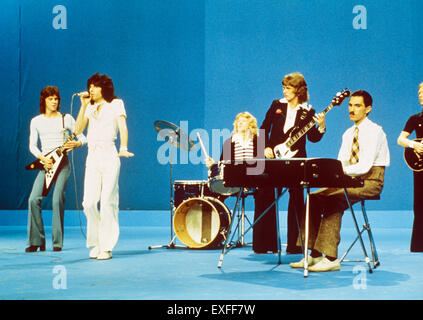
{"left": 25, "top": 133, "right": 76, "bottom": 196}
{"left": 404, "top": 138, "right": 423, "bottom": 171}
{"left": 273, "top": 89, "right": 351, "bottom": 159}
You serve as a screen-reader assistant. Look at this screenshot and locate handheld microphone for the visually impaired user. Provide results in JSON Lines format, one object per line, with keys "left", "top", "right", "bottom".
{"left": 74, "top": 92, "right": 90, "bottom": 98}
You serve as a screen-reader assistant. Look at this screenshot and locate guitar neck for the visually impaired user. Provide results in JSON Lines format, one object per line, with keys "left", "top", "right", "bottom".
{"left": 58, "top": 133, "right": 76, "bottom": 153}
{"left": 286, "top": 104, "right": 334, "bottom": 148}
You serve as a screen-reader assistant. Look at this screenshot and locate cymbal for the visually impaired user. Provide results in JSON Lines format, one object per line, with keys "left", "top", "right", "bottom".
{"left": 154, "top": 120, "right": 195, "bottom": 151}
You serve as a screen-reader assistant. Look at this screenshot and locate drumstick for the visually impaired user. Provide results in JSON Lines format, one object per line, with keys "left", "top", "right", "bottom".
{"left": 196, "top": 132, "right": 210, "bottom": 159}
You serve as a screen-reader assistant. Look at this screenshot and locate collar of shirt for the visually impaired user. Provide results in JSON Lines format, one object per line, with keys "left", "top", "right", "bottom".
{"left": 353, "top": 117, "right": 371, "bottom": 131}
{"left": 279, "top": 98, "right": 312, "bottom": 111}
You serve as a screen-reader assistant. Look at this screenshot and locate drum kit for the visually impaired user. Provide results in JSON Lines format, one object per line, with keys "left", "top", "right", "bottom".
{"left": 149, "top": 120, "right": 251, "bottom": 250}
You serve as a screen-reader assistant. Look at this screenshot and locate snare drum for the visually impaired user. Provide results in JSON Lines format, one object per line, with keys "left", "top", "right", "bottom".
{"left": 173, "top": 180, "right": 213, "bottom": 208}
{"left": 208, "top": 162, "right": 240, "bottom": 196}
{"left": 173, "top": 197, "right": 231, "bottom": 249}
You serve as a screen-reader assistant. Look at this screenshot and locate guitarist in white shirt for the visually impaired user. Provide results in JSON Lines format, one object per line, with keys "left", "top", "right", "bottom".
{"left": 26, "top": 86, "right": 86, "bottom": 252}
{"left": 254, "top": 72, "right": 326, "bottom": 254}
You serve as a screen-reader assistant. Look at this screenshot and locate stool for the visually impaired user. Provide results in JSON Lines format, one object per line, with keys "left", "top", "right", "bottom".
{"left": 339, "top": 196, "right": 380, "bottom": 273}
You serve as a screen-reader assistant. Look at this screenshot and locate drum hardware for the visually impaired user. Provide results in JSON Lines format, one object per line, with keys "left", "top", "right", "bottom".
{"left": 168, "top": 181, "right": 251, "bottom": 250}
{"left": 197, "top": 132, "right": 241, "bottom": 196}
{"left": 197, "top": 132, "right": 250, "bottom": 248}
{"left": 173, "top": 180, "right": 216, "bottom": 209}
{"left": 149, "top": 120, "right": 195, "bottom": 250}
{"left": 229, "top": 188, "right": 255, "bottom": 248}
{"left": 208, "top": 162, "right": 241, "bottom": 196}
{"left": 149, "top": 124, "right": 254, "bottom": 251}
{"left": 173, "top": 197, "right": 231, "bottom": 249}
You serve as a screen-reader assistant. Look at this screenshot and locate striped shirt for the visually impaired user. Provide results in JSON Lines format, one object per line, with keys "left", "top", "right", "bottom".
{"left": 232, "top": 133, "right": 254, "bottom": 160}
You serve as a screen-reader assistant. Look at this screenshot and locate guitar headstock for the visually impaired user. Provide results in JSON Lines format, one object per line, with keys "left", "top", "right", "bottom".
{"left": 332, "top": 89, "right": 351, "bottom": 106}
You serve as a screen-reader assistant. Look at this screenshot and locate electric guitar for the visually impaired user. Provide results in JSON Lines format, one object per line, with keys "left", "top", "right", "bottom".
{"left": 404, "top": 138, "right": 423, "bottom": 171}
{"left": 26, "top": 133, "right": 76, "bottom": 196}
{"left": 273, "top": 89, "right": 351, "bottom": 159}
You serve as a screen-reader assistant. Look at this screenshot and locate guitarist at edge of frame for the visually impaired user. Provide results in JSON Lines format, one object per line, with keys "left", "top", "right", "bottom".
{"left": 25, "top": 86, "right": 86, "bottom": 253}
{"left": 397, "top": 82, "right": 423, "bottom": 253}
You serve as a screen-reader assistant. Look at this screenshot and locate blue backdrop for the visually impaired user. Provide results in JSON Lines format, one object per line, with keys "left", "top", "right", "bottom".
{"left": 1, "top": 0, "right": 422, "bottom": 212}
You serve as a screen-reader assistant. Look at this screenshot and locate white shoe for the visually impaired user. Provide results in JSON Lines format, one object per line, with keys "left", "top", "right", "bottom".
{"left": 97, "top": 251, "right": 112, "bottom": 260}
{"left": 89, "top": 246, "right": 100, "bottom": 259}
{"left": 308, "top": 257, "right": 340, "bottom": 272}
{"left": 290, "top": 256, "right": 323, "bottom": 268}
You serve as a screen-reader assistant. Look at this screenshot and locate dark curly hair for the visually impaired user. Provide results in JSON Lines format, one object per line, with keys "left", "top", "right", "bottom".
{"left": 39, "top": 86, "right": 61, "bottom": 114}
{"left": 87, "top": 73, "right": 117, "bottom": 103}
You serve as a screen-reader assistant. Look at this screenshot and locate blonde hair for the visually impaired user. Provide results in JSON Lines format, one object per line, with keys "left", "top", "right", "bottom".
{"left": 233, "top": 111, "right": 258, "bottom": 137}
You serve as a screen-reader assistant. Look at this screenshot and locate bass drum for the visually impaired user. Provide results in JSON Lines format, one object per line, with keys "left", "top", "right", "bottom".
{"left": 173, "top": 197, "right": 231, "bottom": 249}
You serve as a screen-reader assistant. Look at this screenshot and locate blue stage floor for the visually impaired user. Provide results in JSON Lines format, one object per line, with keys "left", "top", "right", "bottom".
{"left": 0, "top": 210, "right": 422, "bottom": 301}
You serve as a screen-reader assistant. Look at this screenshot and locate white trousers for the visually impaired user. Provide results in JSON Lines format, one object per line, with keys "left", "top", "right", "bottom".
{"left": 83, "top": 145, "right": 121, "bottom": 251}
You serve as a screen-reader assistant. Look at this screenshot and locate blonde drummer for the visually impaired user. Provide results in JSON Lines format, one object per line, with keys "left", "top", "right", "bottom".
{"left": 205, "top": 111, "right": 259, "bottom": 167}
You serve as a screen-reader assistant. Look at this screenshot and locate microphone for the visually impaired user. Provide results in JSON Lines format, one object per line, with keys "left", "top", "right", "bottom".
{"left": 74, "top": 92, "right": 90, "bottom": 98}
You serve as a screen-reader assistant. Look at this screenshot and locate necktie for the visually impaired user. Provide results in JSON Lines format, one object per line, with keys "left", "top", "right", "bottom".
{"left": 349, "top": 127, "right": 359, "bottom": 164}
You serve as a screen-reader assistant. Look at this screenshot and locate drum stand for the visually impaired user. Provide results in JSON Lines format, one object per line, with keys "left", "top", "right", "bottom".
{"left": 150, "top": 120, "right": 195, "bottom": 250}
{"left": 230, "top": 189, "right": 254, "bottom": 248}
{"left": 148, "top": 143, "right": 186, "bottom": 250}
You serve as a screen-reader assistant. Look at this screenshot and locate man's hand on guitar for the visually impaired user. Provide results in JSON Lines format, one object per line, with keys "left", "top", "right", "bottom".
{"left": 264, "top": 147, "right": 275, "bottom": 159}
{"left": 411, "top": 140, "right": 423, "bottom": 154}
{"left": 313, "top": 112, "right": 326, "bottom": 132}
{"left": 39, "top": 155, "right": 53, "bottom": 170}
{"left": 63, "top": 140, "right": 82, "bottom": 151}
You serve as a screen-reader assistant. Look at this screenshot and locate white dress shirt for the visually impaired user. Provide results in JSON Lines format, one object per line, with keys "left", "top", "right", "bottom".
{"left": 280, "top": 98, "right": 311, "bottom": 134}
{"left": 338, "top": 117, "right": 390, "bottom": 176}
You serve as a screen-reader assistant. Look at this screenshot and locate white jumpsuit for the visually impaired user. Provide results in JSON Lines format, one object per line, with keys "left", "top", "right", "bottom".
{"left": 83, "top": 99, "right": 126, "bottom": 252}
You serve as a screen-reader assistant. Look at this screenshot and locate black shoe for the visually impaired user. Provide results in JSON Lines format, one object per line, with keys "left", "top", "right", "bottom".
{"left": 286, "top": 246, "right": 303, "bottom": 254}
{"left": 254, "top": 250, "right": 278, "bottom": 254}
{"left": 53, "top": 247, "right": 62, "bottom": 252}
{"left": 25, "top": 244, "right": 46, "bottom": 252}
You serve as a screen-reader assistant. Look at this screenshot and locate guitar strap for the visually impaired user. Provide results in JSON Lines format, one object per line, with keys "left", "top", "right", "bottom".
{"left": 61, "top": 114, "right": 69, "bottom": 160}
{"left": 62, "top": 113, "right": 66, "bottom": 142}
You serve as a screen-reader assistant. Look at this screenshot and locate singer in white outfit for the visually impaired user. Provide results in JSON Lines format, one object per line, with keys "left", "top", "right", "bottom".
{"left": 75, "top": 73, "right": 134, "bottom": 260}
